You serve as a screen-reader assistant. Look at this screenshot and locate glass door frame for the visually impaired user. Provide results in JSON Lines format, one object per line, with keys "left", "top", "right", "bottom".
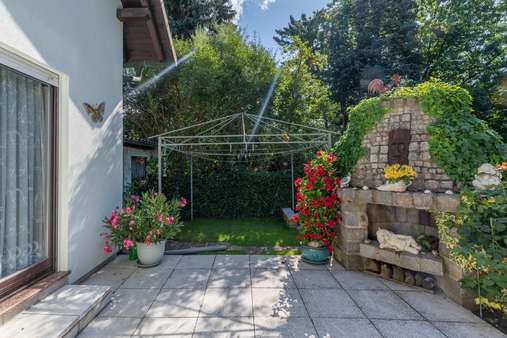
{"left": 0, "top": 62, "right": 58, "bottom": 300}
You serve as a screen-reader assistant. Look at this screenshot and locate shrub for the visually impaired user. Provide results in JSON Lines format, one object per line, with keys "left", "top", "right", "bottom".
{"left": 438, "top": 179, "right": 507, "bottom": 315}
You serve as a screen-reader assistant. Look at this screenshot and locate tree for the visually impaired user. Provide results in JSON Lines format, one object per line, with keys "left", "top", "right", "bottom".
{"left": 165, "top": 0, "right": 236, "bottom": 39}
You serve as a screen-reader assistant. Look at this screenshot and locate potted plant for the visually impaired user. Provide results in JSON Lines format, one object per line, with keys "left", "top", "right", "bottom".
{"left": 102, "top": 192, "right": 187, "bottom": 266}
{"left": 292, "top": 150, "right": 341, "bottom": 264}
{"left": 377, "top": 164, "right": 417, "bottom": 192}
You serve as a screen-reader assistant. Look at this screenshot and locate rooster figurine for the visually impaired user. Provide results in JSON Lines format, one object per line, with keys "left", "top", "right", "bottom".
{"left": 368, "top": 73, "right": 401, "bottom": 94}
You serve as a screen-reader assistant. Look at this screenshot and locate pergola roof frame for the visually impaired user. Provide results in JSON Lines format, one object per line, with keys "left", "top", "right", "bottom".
{"left": 149, "top": 112, "right": 338, "bottom": 219}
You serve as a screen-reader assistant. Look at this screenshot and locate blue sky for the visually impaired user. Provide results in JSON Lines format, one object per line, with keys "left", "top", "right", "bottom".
{"left": 232, "top": 0, "right": 329, "bottom": 55}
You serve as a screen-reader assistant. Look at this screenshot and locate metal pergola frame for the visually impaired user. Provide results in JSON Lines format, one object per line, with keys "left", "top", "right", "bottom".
{"left": 150, "top": 112, "right": 339, "bottom": 219}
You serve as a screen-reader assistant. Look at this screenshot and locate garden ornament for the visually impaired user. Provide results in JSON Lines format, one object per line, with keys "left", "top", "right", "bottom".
{"left": 377, "top": 228, "right": 422, "bottom": 255}
{"left": 472, "top": 163, "right": 502, "bottom": 190}
{"left": 377, "top": 180, "right": 410, "bottom": 192}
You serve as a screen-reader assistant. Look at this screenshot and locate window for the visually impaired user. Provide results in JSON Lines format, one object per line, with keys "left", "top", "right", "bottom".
{"left": 0, "top": 61, "right": 56, "bottom": 298}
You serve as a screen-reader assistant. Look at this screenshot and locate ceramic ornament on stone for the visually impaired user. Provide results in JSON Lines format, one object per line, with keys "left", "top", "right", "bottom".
{"left": 377, "top": 181, "right": 410, "bottom": 192}
{"left": 472, "top": 163, "right": 502, "bottom": 190}
{"left": 376, "top": 229, "right": 422, "bottom": 255}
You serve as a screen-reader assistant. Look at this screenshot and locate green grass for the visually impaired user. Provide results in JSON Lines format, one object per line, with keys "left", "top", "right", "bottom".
{"left": 177, "top": 217, "right": 299, "bottom": 247}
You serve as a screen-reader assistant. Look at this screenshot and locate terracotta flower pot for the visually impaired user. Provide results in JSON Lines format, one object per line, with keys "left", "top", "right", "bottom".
{"left": 136, "top": 240, "right": 166, "bottom": 266}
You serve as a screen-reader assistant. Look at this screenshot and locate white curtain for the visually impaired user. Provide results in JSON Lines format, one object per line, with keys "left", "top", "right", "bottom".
{"left": 0, "top": 65, "right": 48, "bottom": 278}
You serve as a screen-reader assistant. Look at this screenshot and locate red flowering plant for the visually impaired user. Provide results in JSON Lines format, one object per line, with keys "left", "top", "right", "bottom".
{"left": 101, "top": 192, "right": 187, "bottom": 253}
{"left": 292, "top": 150, "right": 341, "bottom": 252}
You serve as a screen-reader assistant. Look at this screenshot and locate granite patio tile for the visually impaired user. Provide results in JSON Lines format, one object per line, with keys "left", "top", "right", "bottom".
{"left": 251, "top": 268, "right": 296, "bottom": 288}
{"left": 99, "top": 288, "right": 158, "bottom": 318}
{"left": 252, "top": 288, "right": 308, "bottom": 318}
{"left": 146, "top": 288, "right": 205, "bottom": 317}
{"left": 193, "top": 317, "right": 255, "bottom": 338}
{"left": 349, "top": 290, "right": 422, "bottom": 320}
{"left": 291, "top": 270, "right": 340, "bottom": 289}
{"left": 176, "top": 255, "right": 215, "bottom": 269}
{"left": 396, "top": 291, "right": 483, "bottom": 323}
{"left": 208, "top": 268, "right": 251, "bottom": 288}
{"left": 250, "top": 255, "right": 288, "bottom": 270}
{"left": 0, "top": 313, "right": 79, "bottom": 338}
{"left": 121, "top": 268, "right": 172, "bottom": 289}
{"left": 163, "top": 268, "right": 211, "bottom": 289}
{"left": 300, "top": 289, "right": 364, "bottom": 318}
{"left": 200, "top": 288, "right": 253, "bottom": 317}
{"left": 432, "top": 321, "right": 506, "bottom": 338}
{"left": 213, "top": 255, "right": 250, "bottom": 269}
{"left": 78, "top": 317, "right": 142, "bottom": 338}
{"left": 312, "top": 318, "right": 382, "bottom": 338}
{"left": 133, "top": 317, "right": 196, "bottom": 338}
{"left": 373, "top": 319, "right": 446, "bottom": 338}
{"left": 81, "top": 267, "right": 134, "bottom": 289}
{"left": 254, "top": 316, "right": 317, "bottom": 337}
{"left": 332, "top": 271, "right": 390, "bottom": 290}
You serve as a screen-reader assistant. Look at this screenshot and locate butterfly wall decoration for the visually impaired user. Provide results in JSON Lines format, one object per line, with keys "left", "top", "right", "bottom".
{"left": 83, "top": 102, "right": 105, "bottom": 123}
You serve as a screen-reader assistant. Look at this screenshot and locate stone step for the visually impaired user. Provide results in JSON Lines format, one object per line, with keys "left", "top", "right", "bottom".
{"left": 0, "top": 285, "right": 113, "bottom": 338}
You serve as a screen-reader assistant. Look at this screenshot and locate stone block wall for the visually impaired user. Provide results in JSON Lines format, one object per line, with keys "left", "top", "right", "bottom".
{"left": 351, "top": 97, "right": 455, "bottom": 192}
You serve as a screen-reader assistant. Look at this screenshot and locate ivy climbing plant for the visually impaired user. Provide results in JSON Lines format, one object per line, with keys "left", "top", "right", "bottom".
{"left": 334, "top": 80, "right": 505, "bottom": 186}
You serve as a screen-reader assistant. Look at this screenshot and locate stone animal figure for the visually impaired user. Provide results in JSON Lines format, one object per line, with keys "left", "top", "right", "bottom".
{"left": 368, "top": 74, "right": 401, "bottom": 94}
{"left": 472, "top": 163, "right": 502, "bottom": 190}
{"left": 376, "top": 228, "right": 422, "bottom": 255}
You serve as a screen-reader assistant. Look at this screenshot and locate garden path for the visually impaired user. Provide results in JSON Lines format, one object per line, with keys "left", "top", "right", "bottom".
{"left": 78, "top": 255, "right": 505, "bottom": 337}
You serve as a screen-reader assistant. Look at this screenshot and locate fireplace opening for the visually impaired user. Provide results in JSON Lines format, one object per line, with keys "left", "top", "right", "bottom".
{"left": 366, "top": 204, "right": 438, "bottom": 251}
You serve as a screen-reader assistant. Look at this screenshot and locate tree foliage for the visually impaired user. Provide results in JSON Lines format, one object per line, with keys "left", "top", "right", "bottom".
{"left": 165, "top": 0, "right": 236, "bottom": 39}
{"left": 275, "top": 0, "right": 507, "bottom": 137}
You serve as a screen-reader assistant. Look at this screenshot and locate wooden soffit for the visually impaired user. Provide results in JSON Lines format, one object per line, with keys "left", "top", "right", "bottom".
{"left": 119, "top": 0, "right": 177, "bottom": 63}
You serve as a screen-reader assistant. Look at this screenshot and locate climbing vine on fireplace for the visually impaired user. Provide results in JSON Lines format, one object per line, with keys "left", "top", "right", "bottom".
{"left": 333, "top": 80, "right": 505, "bottom": 186}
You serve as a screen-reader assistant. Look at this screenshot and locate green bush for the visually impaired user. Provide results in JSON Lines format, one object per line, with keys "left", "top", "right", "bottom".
{"left": 170, "top": 166, "right": 299, "bottom": 218}
{"left": 438, "top": 184, "right": 507, "bottom": 315}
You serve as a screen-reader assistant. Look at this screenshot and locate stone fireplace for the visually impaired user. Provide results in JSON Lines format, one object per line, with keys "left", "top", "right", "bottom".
{"left": 334, "top": 97, "right": 474, "bottom": 308}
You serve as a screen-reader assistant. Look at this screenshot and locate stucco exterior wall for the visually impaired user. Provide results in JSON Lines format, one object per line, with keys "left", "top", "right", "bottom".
{"left": 0, "top": 0, "right": 123, "bottom": 282}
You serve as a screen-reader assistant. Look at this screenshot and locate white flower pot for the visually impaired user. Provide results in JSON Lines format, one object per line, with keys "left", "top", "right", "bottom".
{"left": 136, "top": 240, "right": 166, "bottom": 266}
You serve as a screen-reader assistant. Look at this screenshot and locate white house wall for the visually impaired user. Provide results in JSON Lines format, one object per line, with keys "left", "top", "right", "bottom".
{"left": 0, "top": 0, "right": 123, "bottom": 282}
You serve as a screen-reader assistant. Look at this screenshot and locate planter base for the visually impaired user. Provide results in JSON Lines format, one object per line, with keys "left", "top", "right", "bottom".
{"left": 302, "top": 256, "right": 329, "bottom": 265}
{"left": 302, "top": 246, "right": 331, "bottom": 265}
{"left": 136, "top": 260, "right": 161, "bottom": 268}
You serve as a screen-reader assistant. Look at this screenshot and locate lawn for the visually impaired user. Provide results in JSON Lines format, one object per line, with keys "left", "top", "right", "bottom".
{"left": 176, "top": 217, "right": 299, "bottom": 247}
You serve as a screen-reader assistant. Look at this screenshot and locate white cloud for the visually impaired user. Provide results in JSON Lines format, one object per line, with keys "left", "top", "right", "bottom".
{"left": 230, "top": 0, "right": 246, "bottom": 22}
{"left": 260, "top": 0, "right": 276, "bottom": 10}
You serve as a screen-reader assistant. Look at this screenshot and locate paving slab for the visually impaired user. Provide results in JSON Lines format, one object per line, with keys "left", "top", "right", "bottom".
{"left": 208, "top": 268, "right": 251, "bottom": 288}
{"left": 0, "top": 313, "right": 79, "bottom": 338}
{"left": 396, "top": 291, "right": 482, "bottom": 323}
{"left": 176, "top": 255, "right": 215, "bottom": 269}
{"left": 201, "top": 288, "right": 253, "bottom": 317}
{"left": 291, "top": 270, "right": 340, "bottom": 289}
{"left": 213, "top": 255, "right": 250, "bottom": 269}
{"left": 251, "top": 268, "right": 296, "bottom": 288}
{"left": 81, "top": 267, "right": 134, "bottom": 289}
{"left": 78, "top": 317, "right": 142, "bottom": 338}
{"left": 332, "top": 271, "right": 390, "bottom": 290}
{"left": 163, "top": 269, "right": 211, "bottom": 289}
{"left": 381, "top": 279, "right": 420, "bottom": 291}
{"left": 312, "top": 318, "right": 382, "bottom": 338}
{"left": 106, "top": 255, "right": 138, "bottom": 270}
{"left": 252, "top": 288, "right": 307, "bottom": 318}
{"left": 99, "top": 288, "right": 158, "bottom": 318}
{"left": 300, "top": 289, "right": 364, "bottom": 318}
{"left": 146, "top": 288, "right": 205, "bottom": 317}
{"left": 250, "top": 255, "right": 288, "bottom": 270}
{"left": 432, "top": 321, "right": 506, "bottom": 338}
{"left": 151, "top": 255, "right": 183, "bottom": 271}
{"left": 25, "top": 285, "right": 111, "bottom": 319}
{"left": 133, "top": 317, "right": 196, "bottom": 338}
{"left": 254, "top": 316, "right": 317, "bottom": 337}
{"left": 349, "top": 290, "right": 422, "bottom": 320}
{"left": 120, "top": 268, "right": 172, "bottom": 289}
{"left": 193, "top": 317, "right": 255, "bottom": 338}
{"left": 373, "top": 319, "right": 446, "bottom": 338}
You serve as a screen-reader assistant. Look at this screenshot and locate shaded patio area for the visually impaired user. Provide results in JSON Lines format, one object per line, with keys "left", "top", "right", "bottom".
{"left": 79, "top": 254, "right": 504, "bottom": 338}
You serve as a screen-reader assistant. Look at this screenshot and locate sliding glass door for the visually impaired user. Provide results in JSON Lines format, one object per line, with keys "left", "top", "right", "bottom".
{"left": 0, "top": 63, "right": 56, "bottom": 297}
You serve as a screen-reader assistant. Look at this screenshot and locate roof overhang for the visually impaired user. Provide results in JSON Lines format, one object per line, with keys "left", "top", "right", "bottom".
{"left": 119, "top": 0, "right": 177, "bottom": 63}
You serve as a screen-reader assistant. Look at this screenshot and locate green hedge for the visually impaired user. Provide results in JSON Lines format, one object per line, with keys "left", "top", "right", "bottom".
{"left": 166, "top": 167, "right": 299, "bottom": 218}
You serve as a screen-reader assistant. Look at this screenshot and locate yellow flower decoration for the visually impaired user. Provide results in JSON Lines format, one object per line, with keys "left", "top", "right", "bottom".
{"left": 384, "top": 164, "right": 417, "bottom": 183}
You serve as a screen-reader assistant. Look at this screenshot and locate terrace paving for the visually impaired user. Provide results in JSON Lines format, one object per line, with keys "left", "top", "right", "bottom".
{"left": 79, "top": 254, "right": 505, "bottom": 338}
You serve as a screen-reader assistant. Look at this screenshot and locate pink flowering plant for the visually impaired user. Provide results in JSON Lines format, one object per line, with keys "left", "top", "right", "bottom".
{"left": 101, "top": 192, "right": 187, "bottom": 253}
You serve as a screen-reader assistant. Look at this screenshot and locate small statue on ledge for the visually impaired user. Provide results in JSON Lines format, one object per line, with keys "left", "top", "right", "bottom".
{"left": 377, "top": 228, "right": 422, "bottom": 255}
{"left": 472, "top": 163, "right": 502, "bottom": 190}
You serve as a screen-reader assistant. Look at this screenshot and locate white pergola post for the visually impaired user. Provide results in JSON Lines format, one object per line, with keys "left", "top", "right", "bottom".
{"left": 189, "top": 154, "right": 194, "bottom": 220}
{"left": 290, "top": 153, "right": 295, "bottom": 211}
{"left": 158, "top": 136, "right": 162, "bottom": 194}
